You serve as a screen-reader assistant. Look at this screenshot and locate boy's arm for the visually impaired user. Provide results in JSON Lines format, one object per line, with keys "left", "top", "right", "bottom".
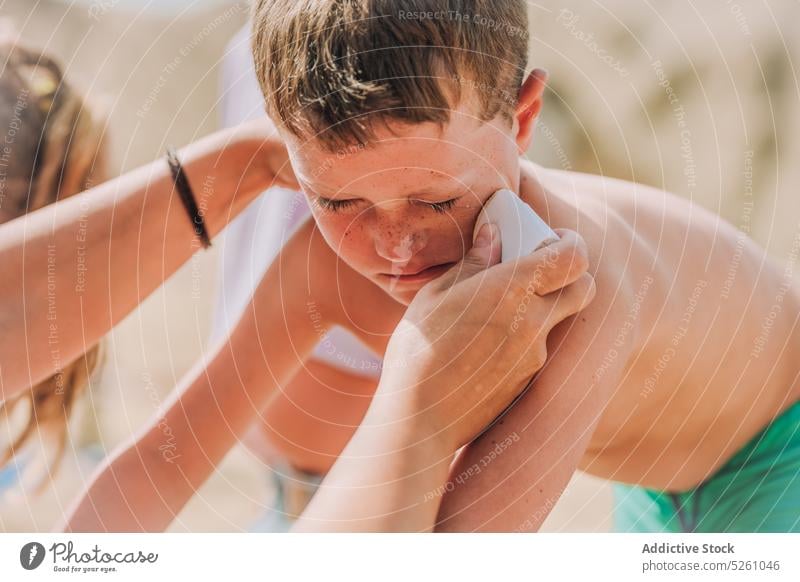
{"left": 63, "top": 219, "right": 336, "bottom": 532}
{"left": 253, "top": 251, "right": 405, "bottom": 475}
{"left": 435, "top": 264, "right": 637, "bottom": 532}
{"left": 253, "top": 358, "right": 379, "bottom": 475}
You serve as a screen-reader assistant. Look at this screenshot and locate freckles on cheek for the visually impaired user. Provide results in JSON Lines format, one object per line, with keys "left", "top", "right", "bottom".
{"left": 338, "top": 218, "right": 361, "bottom": 240}
{"left": 342, "top": 223, "right": 370, "bottom": 252}
{"left": 314, "top": 212, "right": 347, "bottom": 237}
{"left": 321, "top": 218, "right": 369, "bottom": 259}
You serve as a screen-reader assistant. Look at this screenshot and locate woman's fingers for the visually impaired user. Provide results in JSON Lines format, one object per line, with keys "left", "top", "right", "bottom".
{"left": 527, "top": 228, "right": 590, "bottom": 296}
{"left": 545, "top": 271, "right": 597, "bottom": 322}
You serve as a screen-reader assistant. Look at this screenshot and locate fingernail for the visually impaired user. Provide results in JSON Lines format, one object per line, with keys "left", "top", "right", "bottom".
{"left": 475, "top": 223, "right": 496, "bottom": 248}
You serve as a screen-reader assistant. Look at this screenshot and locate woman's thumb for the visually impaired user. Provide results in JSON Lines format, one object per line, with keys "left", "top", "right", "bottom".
{"left": 432, "top": 223, "right": 502, "bottom": 291}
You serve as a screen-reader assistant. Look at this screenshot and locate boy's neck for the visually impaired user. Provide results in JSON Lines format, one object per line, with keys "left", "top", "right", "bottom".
{"left": 519, "top": 160, "right": 558, "bottom": 228}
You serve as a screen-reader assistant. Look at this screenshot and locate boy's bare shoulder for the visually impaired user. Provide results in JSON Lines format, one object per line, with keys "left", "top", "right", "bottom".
{"left": 527, "top": 165, "right": 657, "bottom": 352}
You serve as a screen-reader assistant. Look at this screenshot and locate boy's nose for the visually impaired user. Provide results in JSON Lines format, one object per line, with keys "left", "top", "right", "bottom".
{"left": 373, "top": 228, "right": 428, "bottom": 264}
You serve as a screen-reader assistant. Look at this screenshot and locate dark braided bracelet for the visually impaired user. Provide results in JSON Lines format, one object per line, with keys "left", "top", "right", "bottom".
{"left": 166, "top": 145, "right": 212, "bottom": 249}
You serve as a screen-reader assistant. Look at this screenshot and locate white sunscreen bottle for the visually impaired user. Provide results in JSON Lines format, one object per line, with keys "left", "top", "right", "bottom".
{"left": 472, "top": 188, "right": 559, "bottom": 261}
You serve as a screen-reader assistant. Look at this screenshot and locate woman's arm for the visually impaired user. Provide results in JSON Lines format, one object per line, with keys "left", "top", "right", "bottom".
{"left": 293, "top": 226, "right": 597, "bottom": 532}
{"left": 435, "top": 223, "right": 634, "bottom": 532}
{"left": 292, "top": 392, "right": 453, "bottom": 532}
{"left": 0, "top": 118, "right": 294, "bottom": 400}
{"left": 435, "top": 287, "right": 633, "bottom": 531}
{"left": 62, "top": 219, "right": 333, "bottom": 532}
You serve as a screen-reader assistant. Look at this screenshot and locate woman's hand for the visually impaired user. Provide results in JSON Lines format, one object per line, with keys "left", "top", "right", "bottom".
{"left": 373, "top": 224, "right": 596, "bottom": 454}
{"left": 293, "top": 224, "right": 595, "bottom": 532}
{"left": 227, "top": 116, "right": 299, "bottom": 194}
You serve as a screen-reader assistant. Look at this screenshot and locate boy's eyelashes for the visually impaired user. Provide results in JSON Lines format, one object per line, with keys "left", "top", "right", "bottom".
{"left": 314, "top": 196, "right": 461, "bottom": 214}
{"left": 425, "top": 198, "right": 459, "bottom": 213}
{"left": 315, "top": 197, "right": 357, "bottom": 212}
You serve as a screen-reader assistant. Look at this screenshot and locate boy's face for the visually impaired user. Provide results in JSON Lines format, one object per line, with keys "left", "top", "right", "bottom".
{"left": 285, "top": 105, "right": 522, "bottom": 305}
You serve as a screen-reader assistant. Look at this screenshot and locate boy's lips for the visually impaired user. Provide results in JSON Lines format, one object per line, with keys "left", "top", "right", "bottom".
{"left": 378, "top": 261, "right": 457, "bottom": 284}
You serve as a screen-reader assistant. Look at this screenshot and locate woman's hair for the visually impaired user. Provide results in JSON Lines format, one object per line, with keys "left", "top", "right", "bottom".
{"left": 0, "top": 38, "right": 108, "bottom": 488}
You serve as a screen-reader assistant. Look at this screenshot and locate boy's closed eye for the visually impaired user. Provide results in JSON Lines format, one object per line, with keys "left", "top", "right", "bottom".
{"left": 314, "top": 195, "right": 461, "bottom": 214}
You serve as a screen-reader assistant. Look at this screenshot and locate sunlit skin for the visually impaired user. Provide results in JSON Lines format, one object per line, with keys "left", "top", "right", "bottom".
{"left": 67, "top": 67, "right": 800, "bottom": 532}
{"left": 258, "top": 69, "right": 800, "bottom": 530}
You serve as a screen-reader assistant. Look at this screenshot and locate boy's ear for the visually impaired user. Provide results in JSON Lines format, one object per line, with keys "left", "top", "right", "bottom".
{"left": 514, "top": 68, "right": 548, "bottom": 155}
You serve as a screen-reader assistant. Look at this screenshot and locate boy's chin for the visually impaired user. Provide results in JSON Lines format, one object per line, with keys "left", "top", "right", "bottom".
{"left": 378, "top": 274, "right": 454, "bottom": 306}
{"left": 381, "top": 285, "right": 418, "bottom": 306}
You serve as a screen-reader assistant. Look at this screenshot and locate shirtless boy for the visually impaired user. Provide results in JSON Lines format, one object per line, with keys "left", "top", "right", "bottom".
{"left": 68, "top": 0, "right": 800, "bottom": 532}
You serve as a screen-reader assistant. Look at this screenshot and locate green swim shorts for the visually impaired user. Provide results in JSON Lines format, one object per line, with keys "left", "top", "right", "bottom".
{"left": 613, "top": 398, "right": 800, "bottom": 532}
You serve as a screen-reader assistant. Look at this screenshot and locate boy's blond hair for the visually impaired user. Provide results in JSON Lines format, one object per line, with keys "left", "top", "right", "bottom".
{"left": 252, "top": 0, "right": 529, "bottom": 149}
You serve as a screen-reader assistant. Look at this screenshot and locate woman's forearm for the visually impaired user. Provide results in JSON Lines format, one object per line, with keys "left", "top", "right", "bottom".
{"left": 292, "top": 389, "right": 453, "bottom": 532}
{"left": 0, "top": 123, "right": 284, "bottom": 399}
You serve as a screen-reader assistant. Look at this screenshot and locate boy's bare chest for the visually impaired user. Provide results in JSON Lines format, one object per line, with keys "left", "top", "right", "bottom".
{"left": 335, "top": 278, "right": 406, "bottom": 357}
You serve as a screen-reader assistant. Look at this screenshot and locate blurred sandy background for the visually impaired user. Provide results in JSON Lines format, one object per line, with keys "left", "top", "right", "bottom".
{"left": 1, "top": 0, "right": 798, "bottom": 532}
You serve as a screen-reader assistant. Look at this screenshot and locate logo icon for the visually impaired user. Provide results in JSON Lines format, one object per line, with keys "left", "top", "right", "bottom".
{"left": 20, "top": 542, "right": 46, "bottom": 570}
